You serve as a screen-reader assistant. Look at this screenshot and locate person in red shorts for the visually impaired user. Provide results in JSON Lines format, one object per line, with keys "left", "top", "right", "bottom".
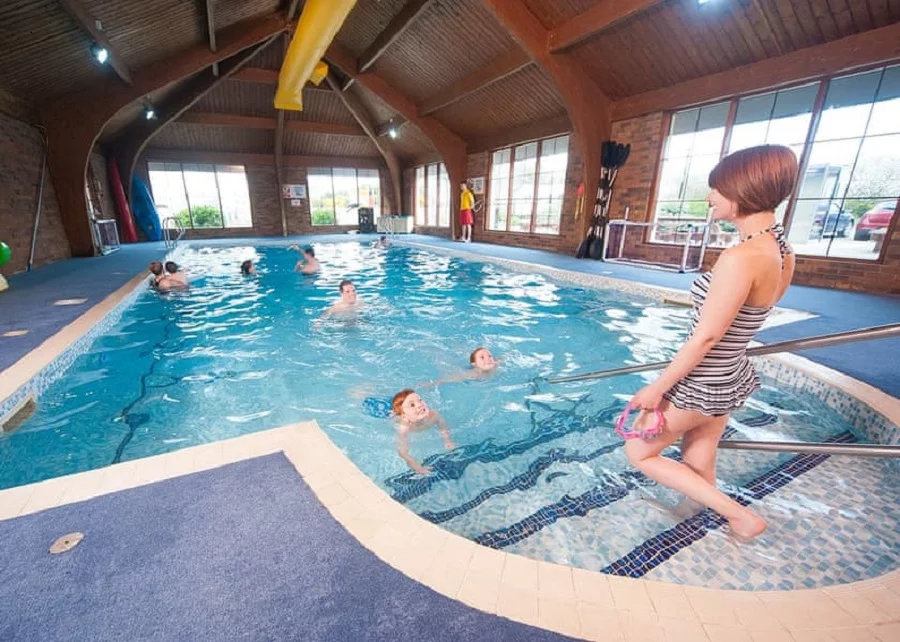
{"left": 459, "top": 182, "right": 475, "bottom": 242}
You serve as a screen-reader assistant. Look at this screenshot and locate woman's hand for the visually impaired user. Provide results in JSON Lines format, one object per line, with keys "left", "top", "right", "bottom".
{"left": 630, "top": 383, "right": 666, "bottom": 411}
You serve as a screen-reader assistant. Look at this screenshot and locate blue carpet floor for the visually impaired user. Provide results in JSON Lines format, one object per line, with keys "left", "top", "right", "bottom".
{"left": 0, "top": 454, "right": 574, "bottom": 642}
{"left": 2, "top": 234, "right": 898, "bottom": 396}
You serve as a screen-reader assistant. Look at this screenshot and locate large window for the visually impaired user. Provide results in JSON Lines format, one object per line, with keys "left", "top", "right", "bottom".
{"left": 488, "top": 135, "right": 569, "bottom": 235}
{"left": 148, "top": 162, "right": 252, "bottom": 229}
{"left": 307, "top": 167, "right": 382, "bottom": 226}
{"left": 413, "top": 162, "right": 450, "bottom": 227}
{"left": 653, "top": 64, "right": 900, "bottom": 260}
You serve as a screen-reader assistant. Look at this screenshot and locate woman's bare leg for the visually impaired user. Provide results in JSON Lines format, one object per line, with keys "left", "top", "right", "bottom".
{"left": 625, "top": 402, "right": 767, "bottom": 539}
{"left": 681, "top": 414, "right": 729, "bottom": 484}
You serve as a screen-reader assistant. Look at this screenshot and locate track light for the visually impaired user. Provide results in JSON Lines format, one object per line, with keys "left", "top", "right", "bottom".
{"left": 91, "top": 43, "right": 109, "bottom": 64}
{"left": 144, "top": 104, "right": 156, "bottom": 120}
{"left": 388, "top": 127, "right": 398, "bottom": 139}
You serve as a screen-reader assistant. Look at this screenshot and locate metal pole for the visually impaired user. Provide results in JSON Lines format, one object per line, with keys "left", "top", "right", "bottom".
{"left": 546, "top": 323, "right": 900, "bottom": 383}
{"left": 617, "top": 207, "right": 629, "bottom": 259}
{"left": 601, "top": 221, "right": 611, "bottom": 261}
{"left": 719, "top": 440, "right": 900, "bottom": 458}
{"left": 678, "top": 224, "right": 692, "bottom": 273}
{"left": 27, "top": 148, "right": 47, "bottom": 272}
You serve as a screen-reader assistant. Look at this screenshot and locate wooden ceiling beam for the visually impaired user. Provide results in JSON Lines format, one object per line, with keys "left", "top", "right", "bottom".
{"left": 58, "top": 0, "right": 133, "bottom": 85}
{"left": 358, "top": 0, "right": 435, "bottom": 73}
{"left": 144, "top": 148, "right": 385, "bottom": 168}
{"left": 325, "top": 74, "right": 403, "bottom": 215}
{"left": 326, "top": 41, "right": 468, "bottom": 238}
{"left": 178, "top": 112, "right": 366, "bottom": 136}
{"left": 232, "top": 67, "right": 279, "bottom": 83}
{"left": 548, "top": 0, "right": 664, "bottom": 52}
{"left": 481, "top": 0, "right": 612, "bottom": 246}
{"left": 612, "top": 21, "right": 900, "bottom": 121}
{"left": 39, "top": 11, "right": 291, "bottom": 257}
{"left": 418, "top": 48, "right": 531, "bottom": 115}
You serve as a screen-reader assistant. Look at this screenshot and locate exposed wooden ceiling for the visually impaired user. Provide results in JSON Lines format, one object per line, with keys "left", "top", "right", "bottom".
{"left": 1, "top": 0, "right": 898, "bottom": 166}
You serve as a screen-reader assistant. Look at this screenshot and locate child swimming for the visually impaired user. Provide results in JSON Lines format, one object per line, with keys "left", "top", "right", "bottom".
{"left": 421, "top": 346, "right": 498, "bottom": 387}
{"left": 392, "top": 389, "right": 454, "bottom": 475}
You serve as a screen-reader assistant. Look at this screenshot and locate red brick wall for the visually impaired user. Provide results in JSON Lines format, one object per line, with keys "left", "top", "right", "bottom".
{"left": 608, "top": 113, "right": 900, "bottom": 294}
{"left": 0, "top": 112, "right": 70, "bottom": 274}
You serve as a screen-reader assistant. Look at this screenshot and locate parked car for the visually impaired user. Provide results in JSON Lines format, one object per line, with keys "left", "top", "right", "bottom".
{"left": 810, "top": 202, "right": 854, "bottom": 239}
{"left": 854, "top": 201, "right": 896, "bottom": 241}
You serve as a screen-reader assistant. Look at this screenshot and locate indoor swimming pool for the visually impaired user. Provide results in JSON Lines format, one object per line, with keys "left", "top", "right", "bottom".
{"left": 2, "top": 241, "right": 897, "bottom": 591}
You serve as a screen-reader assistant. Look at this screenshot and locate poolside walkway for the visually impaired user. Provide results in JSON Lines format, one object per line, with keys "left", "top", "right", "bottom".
{"left": 2, "top": 234, "right": 898, "bottom": 396}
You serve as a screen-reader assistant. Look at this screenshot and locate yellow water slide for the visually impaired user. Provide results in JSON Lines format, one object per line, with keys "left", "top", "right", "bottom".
{"left": 275, "top": 0, "right": 357, "bottom": 111}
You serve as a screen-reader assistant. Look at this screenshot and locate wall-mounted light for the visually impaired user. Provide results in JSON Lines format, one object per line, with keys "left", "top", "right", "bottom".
{"left": 90, "top": 43, "right": 109, "bottom": 64}
{"left": 143, "top": 104, "right": 156, "bottom": 120}
{"left": 387, "top": 118, "right": 399, "bottom": 138}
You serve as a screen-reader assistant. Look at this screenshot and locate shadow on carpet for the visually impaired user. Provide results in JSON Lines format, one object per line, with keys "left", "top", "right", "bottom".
{"left": 0, "top": 454, "right": 577, "bottom": 642}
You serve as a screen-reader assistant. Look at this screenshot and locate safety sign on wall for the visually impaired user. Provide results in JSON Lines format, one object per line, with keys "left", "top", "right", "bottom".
{"left": 282, "top": 184, "right": 307, "bottom": 199}
{"left": 470, "top": 177, "right": 485, "bottom": 195}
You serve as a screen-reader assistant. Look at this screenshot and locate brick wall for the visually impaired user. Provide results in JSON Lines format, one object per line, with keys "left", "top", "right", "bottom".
{"left": 0, "top": 112, "right": 70, "bottom": 274}
{"left": 607, "top": 113, "right": 900, "bottom": 294}
{"left": 87, "top": 149, "right": 116, "bottom": 221}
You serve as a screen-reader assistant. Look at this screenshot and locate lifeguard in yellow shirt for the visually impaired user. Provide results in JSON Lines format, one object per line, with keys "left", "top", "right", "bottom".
{"left": 459, "top": 182, "right": 475, "bottom": 242}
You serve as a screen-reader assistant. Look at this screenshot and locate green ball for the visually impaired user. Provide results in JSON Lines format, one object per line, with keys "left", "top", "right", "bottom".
{"left": 0, "top": 242, "right": 10, "bottom": 268}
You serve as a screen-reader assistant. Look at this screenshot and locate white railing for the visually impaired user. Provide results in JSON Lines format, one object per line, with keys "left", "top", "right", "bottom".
{"left": 162, "top": 217, "right": 185, "bottom": 249}
{"left": 602, "top": 218, "right": 712, "bottom": 273}
{"left": 93, "top": 218, "right": 120, "bottom": 255}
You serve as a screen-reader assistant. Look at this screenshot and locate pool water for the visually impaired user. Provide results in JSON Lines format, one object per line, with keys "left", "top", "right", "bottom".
{"left": 2, "top": 241, "right": 897, "bottom": 590}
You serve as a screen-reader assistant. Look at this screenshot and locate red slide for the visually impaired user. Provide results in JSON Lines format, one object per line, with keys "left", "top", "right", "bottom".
{"left": 108, "top": 155, "right": 138, "bottom": 243}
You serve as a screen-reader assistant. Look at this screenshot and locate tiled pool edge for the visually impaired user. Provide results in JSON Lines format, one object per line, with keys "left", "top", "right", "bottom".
{"left": 0, "top": 271, "right": 149, "bottom": 420}
{"left": 1, "top": 423, "right": 896, "bottom": 641}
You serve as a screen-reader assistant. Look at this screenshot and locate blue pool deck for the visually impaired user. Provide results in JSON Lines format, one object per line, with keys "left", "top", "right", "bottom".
{"left": 2, "top": 234, "right": 898, "bottom": 397}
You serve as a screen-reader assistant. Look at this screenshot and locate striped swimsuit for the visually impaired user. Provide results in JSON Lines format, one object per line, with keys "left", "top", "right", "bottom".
{"left": 663, "top": 224, "right": 792, "bottom": 417}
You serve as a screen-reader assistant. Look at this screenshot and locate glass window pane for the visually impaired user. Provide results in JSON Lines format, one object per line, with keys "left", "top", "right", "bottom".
{"left": 148, "top": 162, "right": 190, "bottom": 229}
{"left": 509, "top": 199, "right": 532, "bottom": 233}
{"left": 787, "top": 198, "right": 834, "bottom": 255}
{"left": 869, "top": 65, "right": 900, "bottom": 135}
{"left": 489, "top": 149, "right": 510, "bottom": 231}
{"left": 845, "top": 134, "right": 900, "bottom": 198}
{"left": 438, "top": 164, "right": 450, "bottom": 228}
{"left": 656, "top": 157, "right": 689, "bottom": 201}
{"left": 332, "top": 168, "right": 358, "bottom": 225}
{"left": 415, "top": 166, "right": 425, "bottom": 225}
{"left": 510, "top": 142, "right": 537, "bottom": 231}
{"left": 357, "top": 168, "right": 381, "bottom": 219}
{"left": 797, "top": 138, "right": 862, "bottom": 201}
{"left": 733, "top": 92, "right": 775, "bottom": 126}
{"left": 182, "top": 163, "right": 222, "bottom": 228}
{"left": 308, "top": 168, "right": 335, "bottom": 226}
{"left": 693, "top": 103, "right": 729, "bottom": 154}
{"left": 816, "top": 70, "right": 880, "bottom": 141}
{"left": 683, "top": 154, "right": 718, "bottom": 202}
{"left": 214, "top": 165, "right": 252, "bottom": 228}
{"left": 728, "top": 120, "right": 769, "bottom": 153}
{"left": 829, "top": 198, "right": 896, "bottom": 259}
{"left": 426, "top": 164, "right": 438, "bottom": 226}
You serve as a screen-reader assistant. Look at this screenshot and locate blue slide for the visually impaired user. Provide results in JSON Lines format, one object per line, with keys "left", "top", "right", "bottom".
{"left": 131, "top": 175, "right": 163, "bottom": 242}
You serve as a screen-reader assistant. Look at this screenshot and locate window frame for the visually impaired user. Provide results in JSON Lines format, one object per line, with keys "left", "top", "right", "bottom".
{"left": 147, "top": 161, "right": 253, "bottom": 230}
{"left": 486, "top": 134, "right": 570, "bottom": 236}
{"left": 307, "top": 167, "right": 382, "bottom": 226}
{"left": 648, "top": 61, "right": 900, "bottom": 264}
{"left": 412, "top": 161, "right": 451, "bottom": 228}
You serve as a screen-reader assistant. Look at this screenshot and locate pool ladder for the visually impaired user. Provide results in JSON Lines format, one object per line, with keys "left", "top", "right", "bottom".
{"left": 162, "top": 217, "right": 185, "bottom": 249}
{"left": 546, "top": 323, "right": 900, "bottom": 459}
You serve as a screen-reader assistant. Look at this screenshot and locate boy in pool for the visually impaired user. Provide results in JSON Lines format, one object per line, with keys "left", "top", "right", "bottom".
{"left": 392, "top": 389, "right": 454, "bottom": 475}
{"left": 148, "top": 261, "right": 164, "bottom": 287}
{"left": 290, "top": 245, "right": 320, "bottom": 274}
{"left": 240, "top": 259, "right": 256, "bottom": 276}
{"left": 422, "top": 346, "right": 498, "bottom": 387}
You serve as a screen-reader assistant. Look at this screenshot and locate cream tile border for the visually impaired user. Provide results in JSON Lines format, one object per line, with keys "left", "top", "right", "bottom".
{"left": 0, "top": 271, "right": 148, "bottom": 405}
{"left": 0, "top": 422, "right": 897, "bottom": 640}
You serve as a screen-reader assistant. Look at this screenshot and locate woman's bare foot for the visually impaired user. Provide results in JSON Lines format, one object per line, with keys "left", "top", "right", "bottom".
{"left": 727, "top": 510, "right": 767, "bottom": 541}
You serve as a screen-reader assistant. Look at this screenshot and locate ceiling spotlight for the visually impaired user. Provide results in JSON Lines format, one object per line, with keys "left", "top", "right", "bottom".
{"left": 91, "top": 43, "right": 109, "bottom": 64}
{"left": 388, "top": 127, "right": 398, "bottom": 139}
{"left": 144, "top": 104, "right": 156, "bottom": 120}
{"left": 698, "top": 0, "right": 713, "bottom": 4}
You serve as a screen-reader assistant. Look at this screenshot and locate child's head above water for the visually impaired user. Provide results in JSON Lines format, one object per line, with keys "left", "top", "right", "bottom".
{"left": 392, "top": 388, "right": 429, "bottom": 423}
{"left": 469, "top": 347, "right": 496, "bottom": 372}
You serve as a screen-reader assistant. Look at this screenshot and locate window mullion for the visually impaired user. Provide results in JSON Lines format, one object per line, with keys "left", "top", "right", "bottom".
{"left": 181, "top": 164, "right": 194, "bottom": 229}
{"left": 783, "top": 79, "right": 828, "bottom": 234}
{"left": 530, "top": 140, "right": 543, "bottom": 234}
{"left": 212, "top": 165, "right": 224, "bottom": 228}
{"left": 506, "top": 149, "right": 514, "bottom": 232}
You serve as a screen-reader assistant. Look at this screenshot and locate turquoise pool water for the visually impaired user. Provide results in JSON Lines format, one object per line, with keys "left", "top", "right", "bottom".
{"left": 2, "top": 241, "right": 897, "bottom": 589}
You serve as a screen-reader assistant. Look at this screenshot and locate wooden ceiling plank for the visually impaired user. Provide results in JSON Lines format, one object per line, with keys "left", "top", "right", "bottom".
{"left": 828, "top": 0, "right": 860, "bottom": 38}
{"left": 418, "top": 48, "right": 531, "bottom": 115}
{"left": 181, "top": 113, "right": 277, "bottom": 129}
{"left": 57, "top": 0, "right": 133, "bottom": 86}
{"left": 808, "top": 0, "right": 842, "bottom": 39}
{"left": 791, "top": 0, "right": 828, "bottom": 44}
{"left": 284, "top": 120, "right": 366, "bottom": 136}
{"left": 770, "top": 0, "right": 815, "bottom": 49}
{"left": 358, "top": 0, "right": 435, "bottom": 73}
{"left": 232, "top": 67, "right": 279, "bottom": 83}
{"left": 724, "top": 1, "right": 770, "bottom": 62}
{"left": 666, "top": 7, "right": 715, "bottom": 78}
{"left": 866, "top": 0, "right": 891, "bottom": 27}
{"left": 548, "top": 0, "right": 664, "bottom": 52}
{"left": 613, "top": 21, "right": 900, "bottom": 121}
{"left": 748, "top": 0, "right": 788, "bottom": 56}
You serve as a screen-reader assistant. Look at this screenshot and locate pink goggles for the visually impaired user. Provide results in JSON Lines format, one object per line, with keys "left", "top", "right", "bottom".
{"left": 614, "top": 404, "right": 664, "bottom": 440}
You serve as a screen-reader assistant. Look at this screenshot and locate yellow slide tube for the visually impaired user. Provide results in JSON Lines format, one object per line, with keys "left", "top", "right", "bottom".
{"left": 275, "top": 0, "right": 357, "bottom": 111}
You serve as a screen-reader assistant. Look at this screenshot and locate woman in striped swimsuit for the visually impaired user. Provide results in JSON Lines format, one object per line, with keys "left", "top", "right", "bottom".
{"left": 626, "top": 145, "right": 798, "bottom": 540}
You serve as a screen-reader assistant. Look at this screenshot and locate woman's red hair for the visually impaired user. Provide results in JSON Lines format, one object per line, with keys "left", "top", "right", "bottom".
{"left": 392, "top": 389, "right": 415, "bottom": 416}
{"left": 709, "top": 145, "right": 798, "bottom": 216}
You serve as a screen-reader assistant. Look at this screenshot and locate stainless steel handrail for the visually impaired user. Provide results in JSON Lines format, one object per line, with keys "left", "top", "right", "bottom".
{"left": 162, "top": 216, "right": 185, "bottom": 249}
{"left": 718, "top": 440, "right": 900, "bottom": 458}
{"left": 547, "top": 323, "right": 900, "bottom": 384}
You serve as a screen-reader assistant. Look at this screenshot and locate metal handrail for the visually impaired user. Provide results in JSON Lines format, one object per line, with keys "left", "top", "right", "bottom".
{"left": 718, "top": 440, "right": 900, "bottom": 458}
{"left": 162, "top": 216, "right": 185, "bottom": 249}
{"left": 546, "top": 323, "right": 900, "bottom": 384}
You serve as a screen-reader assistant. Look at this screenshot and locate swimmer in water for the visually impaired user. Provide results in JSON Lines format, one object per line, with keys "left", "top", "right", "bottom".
{"left": 392, "top": 389, "right": 454, "bottom": 475}
{"left": 371, "top": 235, "right": 390, "bottom": 249}
{"left": 290, "top": 245, "right": 320, "bottom": 274}
{"left": 157, "top": 261, "right": 188, "bottom": 292}
{"left": 240, "top": 259, "right": 256, "bottom": 276}
{"left": 323, "top": 279, "right": 364, "bottom": 317}
{"left": 422, "top": 347, "right": 499, "bottom": 387}
{"left": 148, "top": 261, "right": 165, "bottom": 287}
